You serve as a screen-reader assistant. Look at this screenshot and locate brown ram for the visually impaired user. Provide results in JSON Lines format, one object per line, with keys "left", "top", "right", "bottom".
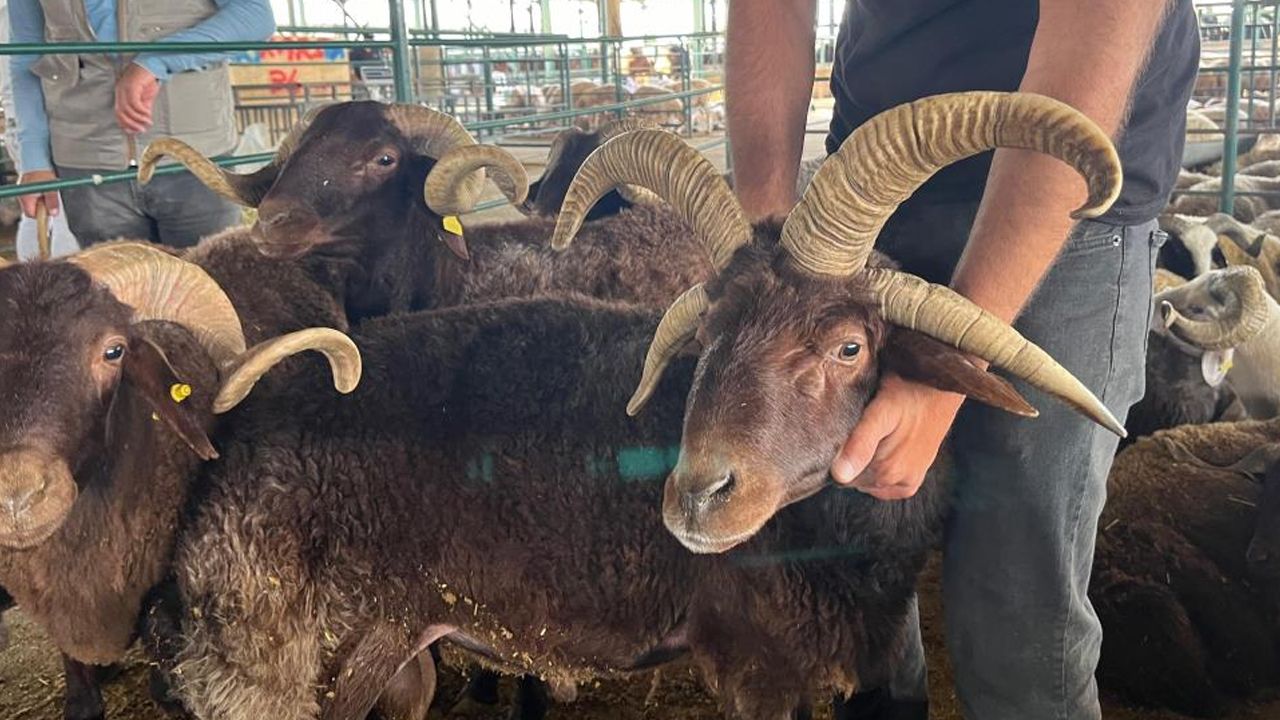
{"left": 141, "top": 102, "right": 708, "bottom": 321}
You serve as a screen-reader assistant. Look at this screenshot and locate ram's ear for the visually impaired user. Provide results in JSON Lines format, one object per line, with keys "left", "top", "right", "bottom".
{"left": 437, "top": 214, "right": 470, "bottom": 261}
{"left": 123, "top": 337, "right": 218, "bottom": 460}
{"left": 883, "top": 329, "right": 1039, "bottom": 418}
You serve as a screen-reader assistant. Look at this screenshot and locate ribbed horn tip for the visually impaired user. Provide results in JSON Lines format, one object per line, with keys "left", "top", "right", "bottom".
{"left": 1094, "top": 406, "right": 1127, "bottom": 438}
{"left": 212, "top": 328, "right": 362, "bottom": 414}
{"left": 625, "top": 394, "right": 647, "bottom": 417}
{"left": 550, "top": 213, "right": 584, "bottom": 252}
{"left": 137, "top": 139, "right": 182, "bottom": 185}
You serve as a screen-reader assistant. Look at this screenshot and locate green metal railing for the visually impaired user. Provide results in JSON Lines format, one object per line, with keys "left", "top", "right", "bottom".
{"left": 1183, "top": 0, "right": 1280, "bottom": 215}
{"left": 0, "top": 2, "right": 728, "bottom": 206}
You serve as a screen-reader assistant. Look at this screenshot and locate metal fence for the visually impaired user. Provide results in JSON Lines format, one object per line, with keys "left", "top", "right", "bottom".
{"left": 1182, "top": 0, "right": 1280, "bottom": 214}
{"left": 0, "top": 0, "right": 727, "bottom": 209}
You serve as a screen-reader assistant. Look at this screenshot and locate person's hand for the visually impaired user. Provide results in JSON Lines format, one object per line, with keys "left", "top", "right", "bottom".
{"left": 115, "top": 63, "right": 161, "bottom": 134}
{"left": 16, "top": 169, "right": 59, "bottom": 218}
{"left": 831, "top": 373, "right": 965, "bottom": 500}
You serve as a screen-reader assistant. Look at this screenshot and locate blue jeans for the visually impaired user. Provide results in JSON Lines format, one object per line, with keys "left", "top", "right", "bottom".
{"left": 873, "top": 202, "right": 1162, "bottom": 720}
{"left": 56, "top": 165, "right": 243, "bottom": 249}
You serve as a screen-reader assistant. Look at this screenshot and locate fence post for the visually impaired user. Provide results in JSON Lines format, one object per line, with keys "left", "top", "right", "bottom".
{"left": 482, "top": 44, "right": 496, "bottom": 138}
{"left": 389, "top": 0, "right": 414, "bottom": 102}
{"left": 1222, "top": 0, "right": 1247, "bottom": 215}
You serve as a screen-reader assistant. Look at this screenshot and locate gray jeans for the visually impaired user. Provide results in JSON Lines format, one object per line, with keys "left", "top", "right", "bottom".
{"left": 876, "top": 202, "right": 1162, "bottom": 720}
{"left": 56, "top": 166, "right": 242, "bottom": 249}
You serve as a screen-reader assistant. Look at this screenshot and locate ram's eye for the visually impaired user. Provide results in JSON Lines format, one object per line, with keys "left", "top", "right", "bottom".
{"left": 375, "top": 153, "right": 396, "bottom": 167}
{"left": 103, "top": 344, "right": 125, "bottom": 362}
{"left": 836, "top": 342, "right": 861, "bottom": 361}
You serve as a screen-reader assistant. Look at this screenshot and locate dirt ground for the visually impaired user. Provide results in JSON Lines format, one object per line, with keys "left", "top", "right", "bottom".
{"left": 2, "top": 558, "right": 1278, "bottom": 720}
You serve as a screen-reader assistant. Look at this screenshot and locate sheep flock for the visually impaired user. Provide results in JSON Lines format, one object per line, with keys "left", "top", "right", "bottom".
{"left": 0, "top": 93, "right": 1277, "bottom": 720}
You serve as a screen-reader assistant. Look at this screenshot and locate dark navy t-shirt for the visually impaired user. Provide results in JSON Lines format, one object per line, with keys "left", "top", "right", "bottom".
{"left": 826, "top": 0, "right": 1200, "bottom": 223}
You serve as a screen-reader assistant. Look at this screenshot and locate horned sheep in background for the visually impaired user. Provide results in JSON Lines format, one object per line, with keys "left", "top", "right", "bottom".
{"left": 153, "top": 92, "right": 1126, "bottom": 720}
{"left": 1155, "top": 265, "right": 1280, "bottom": 419}
{"left": 142, "top": 102, "right": 709, "bottom": 322}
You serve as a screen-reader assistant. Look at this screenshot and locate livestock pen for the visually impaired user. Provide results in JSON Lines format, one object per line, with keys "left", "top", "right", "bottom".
{"left": 1, "top": 2, "right": 1279, "bottom": 720}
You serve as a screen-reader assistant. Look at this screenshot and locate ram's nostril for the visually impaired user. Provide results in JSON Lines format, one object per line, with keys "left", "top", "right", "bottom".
{"left": 711, "top": 472, "right": 736, "bottom": 500}
{"left": 1, "top": 481, "right": 41, "bottom": 519}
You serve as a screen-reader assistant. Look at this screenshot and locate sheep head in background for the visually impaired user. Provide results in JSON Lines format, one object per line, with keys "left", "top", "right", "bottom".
{"left": 553, "top": 91, "right": 1126, "bottom": 554}
{"left": 137, "top": 102, "right": 528, "bottom": 262}
{"left": 1208, "top": 212, "right": 1280, "bottom": 300}
{"left": 1156, "top": 264, "right": 1280, "bottom": 419}
{"left": 523, "top": 117, "right": 658, "bottom": 218}
{"left": 1159, "top": 214, "right": 1223, "bottom": 278}
{"left": 0, "top": 245, "right": 360, "bottom": 549}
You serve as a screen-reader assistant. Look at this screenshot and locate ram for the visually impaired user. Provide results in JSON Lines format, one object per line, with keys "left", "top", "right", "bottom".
{"left": 143, "top": 102, "right": 708, "bottom": 321}
{"left": 1159, "top": 264, "right": 1280, "bottom": 419}
{"left": 1126, "top": 267, "right": 1266, "bottom": 443}
{"left": 0, "top": 245, "right": 363, "bottom": 720}
{"left": 156, "top": 92, "right": 1124, "bottom": 720}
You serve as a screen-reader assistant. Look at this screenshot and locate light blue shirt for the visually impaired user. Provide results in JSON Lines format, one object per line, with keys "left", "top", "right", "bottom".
{"left": 8, "top": 0, "right": 275, "bottom": 171}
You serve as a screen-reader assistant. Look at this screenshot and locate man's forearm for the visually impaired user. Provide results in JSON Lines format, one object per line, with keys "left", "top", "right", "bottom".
{"left": 135, "top": 0, "right": 275, "bottom": 80}
{"left": 952, "top": 0, "right": 1171, "bottom": 324}
{"left": 8, "top": 0, "right": 52, "bottom": 172}
{"left": 726, "top": 0, "right": 816, "bottom": 219}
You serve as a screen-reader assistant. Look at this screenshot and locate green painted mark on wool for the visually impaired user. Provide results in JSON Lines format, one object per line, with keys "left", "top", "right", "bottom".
{"left": 616, "top": 445, "right": 681, "bottom": 481}
{"left": 465, "top": 453, "right": 494, "bottom": 484}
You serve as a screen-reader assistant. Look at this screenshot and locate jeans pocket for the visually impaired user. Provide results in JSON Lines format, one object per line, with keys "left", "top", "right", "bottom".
{"left": 1107, "top": 222, "right": 1163, "bottom": 409}
{"left": 1061, "top": 220, "right": 1123, "bottom": 258}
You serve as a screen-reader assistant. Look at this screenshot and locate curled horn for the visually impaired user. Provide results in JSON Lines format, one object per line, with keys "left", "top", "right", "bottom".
{"left": 384, "top": 104, "right": 487, "bottom": 211}
{"left": 70, "top": 243, "right": 247, "bottom": 366}
{"left": 214, "top": 328, "right": 361, "bottom": 413}
{"left": 781, "top": 92, "right": 1121, "bottom": 276}
{"left": 139, "top": 107, "right": 321, "bottom": 206}
{"left": 551, "top": 129, "right": 751, "bottom": 269}
{"left": 424, "top": 145, "right": 529, "bottom": 215}
{"left": 1157, "top": 266, "right": 1271, "bottom": 351}
{"left": 69, "top": 243, "right": 361, "bottom": 415}
{"left": 627, "top": 284, "right": 708, "bottom": 415}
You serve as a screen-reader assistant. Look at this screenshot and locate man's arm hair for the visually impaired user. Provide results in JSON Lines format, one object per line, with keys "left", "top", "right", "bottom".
{"left": 725, "top": 0, "right": 816, "bottom": 220}
{"left": 952, "top": 0, "right": 1175, "bottom": 325}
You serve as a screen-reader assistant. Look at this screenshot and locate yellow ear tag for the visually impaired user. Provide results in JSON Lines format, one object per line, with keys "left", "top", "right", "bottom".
{"left": 442, "top": 215, "right": 463, "bottom": 236}
{"left": 170, "top": 383, "right": 192, "bottom": 403}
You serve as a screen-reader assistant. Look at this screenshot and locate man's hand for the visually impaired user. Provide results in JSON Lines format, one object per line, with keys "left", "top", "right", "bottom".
{"left": 832, "top": 374, "right": 964, "bottom": 500}
{"left": 115, "top": 63, "right": 161, "bottom": 134}
{"left": 16, "top": 169, "right": 59, "bottom": 218}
